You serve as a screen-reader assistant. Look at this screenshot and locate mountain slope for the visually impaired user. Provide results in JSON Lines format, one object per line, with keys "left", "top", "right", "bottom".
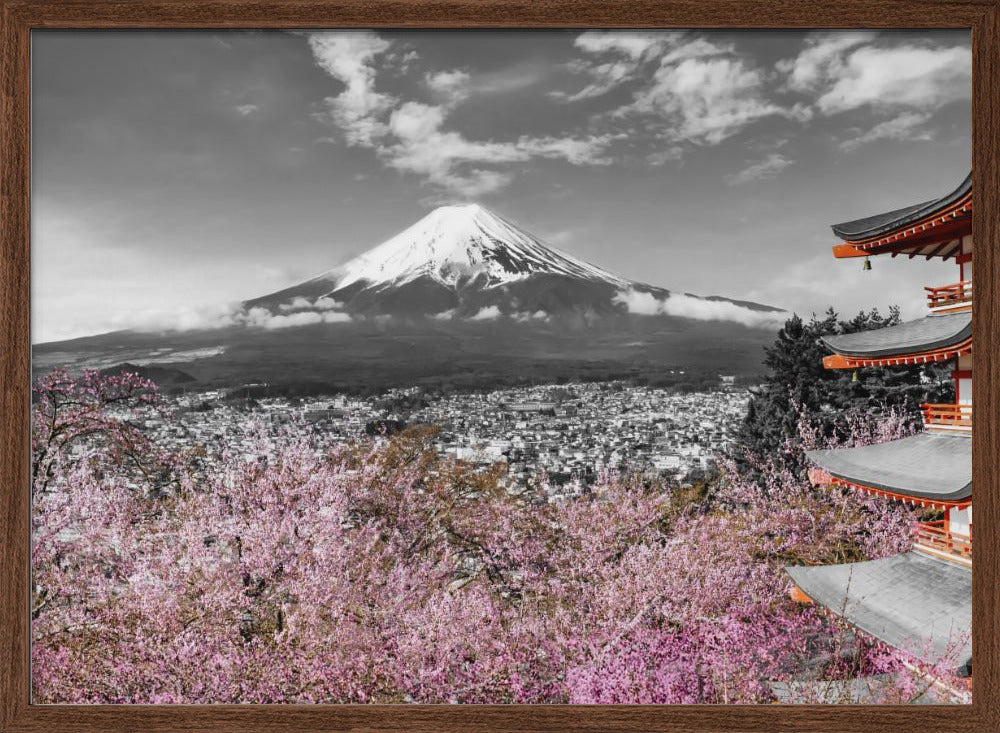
{"left": 35, "top": 203, "right": 788, "bottom": 390}
{"left": 245, "top": 203, "right": 780, "bottom": 320}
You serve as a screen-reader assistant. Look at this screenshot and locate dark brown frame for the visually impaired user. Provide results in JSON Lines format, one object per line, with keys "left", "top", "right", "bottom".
{"left": 2, "top": 1, "right": 998, "bottom": 731}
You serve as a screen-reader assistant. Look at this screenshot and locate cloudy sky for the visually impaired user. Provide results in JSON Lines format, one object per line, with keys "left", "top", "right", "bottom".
{"left": 32, "top": 29, "right": 970, "bottom": 342}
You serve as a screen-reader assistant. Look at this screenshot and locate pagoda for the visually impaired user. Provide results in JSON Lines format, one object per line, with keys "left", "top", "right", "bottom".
{"left": 785, "top": 173, "right": 973, "bottom": 682}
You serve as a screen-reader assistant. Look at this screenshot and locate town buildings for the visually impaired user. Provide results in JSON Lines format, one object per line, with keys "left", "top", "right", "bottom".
{"left": 144, "top": 381, "right": 746, "bottom": 496}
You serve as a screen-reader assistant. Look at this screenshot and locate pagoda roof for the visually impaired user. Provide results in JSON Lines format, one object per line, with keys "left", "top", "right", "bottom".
{"left": 830, "top": 172, "right": 971, "bottom": 258}
{"left": 786, "top": 552, "right": 971, "bottom": 673}
{"left": 805, "top": 432, "right": 971, "bottom": 504}
{"left": 832, "top": 173, "right": 971, "bottom": 240}
{"left": 821, "top": 311, "right": 971, "bottom": 359}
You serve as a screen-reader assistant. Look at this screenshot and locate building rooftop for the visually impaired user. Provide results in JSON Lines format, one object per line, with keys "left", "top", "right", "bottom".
{"left": 832, "top": 172, "right": 972, "bottom": 241}
{"left": 786, "top": 552, "right": 971, "bottom": 674}
{"left": 806, "top": 432, "right": 971, "bottom": 503}
{"left": 821, "top": 311, "right": 971, "bottom": 359}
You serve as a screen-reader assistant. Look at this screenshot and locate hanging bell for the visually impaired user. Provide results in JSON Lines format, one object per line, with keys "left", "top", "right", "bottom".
{"left": 862, "top": 257, "right": 872, "bottom": 271}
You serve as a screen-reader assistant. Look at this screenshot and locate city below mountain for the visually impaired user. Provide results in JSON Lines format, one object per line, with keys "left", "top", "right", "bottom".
{"left": 34, "top": 204, "right": 788, "bottom": 393}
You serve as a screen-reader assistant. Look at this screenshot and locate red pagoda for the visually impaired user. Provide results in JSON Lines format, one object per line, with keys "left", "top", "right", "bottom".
{"left": 785, "top": 173, "right": 973, "bottom": 683}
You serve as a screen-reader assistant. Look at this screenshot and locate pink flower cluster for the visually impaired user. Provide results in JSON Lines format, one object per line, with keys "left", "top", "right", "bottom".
{"left": 30, "top": 372, "right": 965, "bottom": 704}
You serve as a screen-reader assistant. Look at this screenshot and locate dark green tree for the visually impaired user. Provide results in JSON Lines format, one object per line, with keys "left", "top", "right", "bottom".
{"left": 733, "top": 307, "right": 953, "bottom": 475}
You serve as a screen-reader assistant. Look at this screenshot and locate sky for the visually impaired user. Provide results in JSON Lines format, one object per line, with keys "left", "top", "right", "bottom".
{"left": 31, "top": 29, "right": 971, "bottom": 343}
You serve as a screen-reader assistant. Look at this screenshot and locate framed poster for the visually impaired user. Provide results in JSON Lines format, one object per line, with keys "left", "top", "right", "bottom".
{"left": 2, "top": 1, "right": 998, "bottom": 732}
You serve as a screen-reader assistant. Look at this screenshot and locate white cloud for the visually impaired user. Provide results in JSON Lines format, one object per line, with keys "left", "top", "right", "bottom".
{"left": 235, "top": 103, "right": 259, "bottom": 116}
{"left": 557, "top": 32, "right": 694, "bottom": 103}
{"left": 777, "top": 31, "right": 878, "bottom": 92}
{"left": 305, "top": 32, "right": 617, "bottom": 196}
{"left": 614, "top": 289, "right": 786, "bottom": 328}
{"left": 278, "top": 296, "right": 314, "bottom": 312}
{"left": 563, "top": 31, "right": 804, "bottom": 147}
{"left": 613, "top": 289, "right": 663, "bottom": 315}
{"left": 554, "top": 59, "right": 636, "bottom": 102}
{"left": 389, "top": 102, "right": 448, "bottom": 141}
{"left": 425, "top": 69, "right": 471, "bottom": 102}
{"left": 377, "top": 102, "right": 615, "bottom": 196}
{"left": 314, "top": 296, "right": 344, "bottom": 311}
{"left": 307, "top": 32, "right": 396, "bottom": 146}
{"left": 815, "top": 44, "right": 971, "bottom": 115}
{"left": 115, "top": 301, "right": 354, "bottom": 334}
{"left": 261, "top": 311, "right": 324, "bottom": 329}
{"left": 724, "top": 153, "right": 794, "bottom": 186}
{"left": 839, "top": 112, "right": 933, "bottom": 151}
{"left": 469, "top": 305, "right": 502, "bottom": 321}
{"left": 109, "top": 302, "right": 248, "bottom": 333}
{"left": 628, "top": 56, "right": 811, "bottom": 145}
{"left": 432, "top": 309, "right": 456, "bottom": 321}
{"left": 574, "top": 31, "right": 674, "bottom": 61}
{"left": 778, "top": 33, "right": 971, "bottom": 115}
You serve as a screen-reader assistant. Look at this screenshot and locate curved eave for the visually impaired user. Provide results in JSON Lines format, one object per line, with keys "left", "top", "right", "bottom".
{"left": 805, "top": 432, "right": 971, "bottom": 504}
{"left": 820, "top": 312, "right": 972, "bottom": 365}
{"left": 809, "top": 469, "right": 971, "bottom": 510}
{"left": 822, "top": 339, "right": 971, "bottom": 369}
{"left": 785, "top": 552, "right": 971, "bottom": 673}
{"left": 831, "top": 173, "right": 972, "bottom": 257}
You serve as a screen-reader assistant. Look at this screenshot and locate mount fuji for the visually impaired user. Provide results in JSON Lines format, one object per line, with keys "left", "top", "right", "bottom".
{"left": 34, "top": 204, "right": 788, "bottom": 392}
{"left": 245, "top": 204, "right": 779, "bottom": 321}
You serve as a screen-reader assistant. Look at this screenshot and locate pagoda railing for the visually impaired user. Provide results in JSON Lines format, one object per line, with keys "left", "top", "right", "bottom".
{"left": 921, "top": 403, "right": 972, "bottom": 432}
{"left": 912, "top": 520, "right": 972, "bottom": 567}
{"left": 925, "top": 280, "right": 972, "bottom": 310}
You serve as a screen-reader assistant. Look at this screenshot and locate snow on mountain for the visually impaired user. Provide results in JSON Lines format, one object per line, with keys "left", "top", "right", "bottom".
{"left": 305, "top": 203, "right": 632, "bottom": 292}
{"left": 244, "top": 203, "right": 785, "bottom": 325}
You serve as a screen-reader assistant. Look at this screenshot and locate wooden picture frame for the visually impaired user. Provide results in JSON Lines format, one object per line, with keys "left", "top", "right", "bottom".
{"left": 2, "top": 1, "right": 997, "bottom": 731}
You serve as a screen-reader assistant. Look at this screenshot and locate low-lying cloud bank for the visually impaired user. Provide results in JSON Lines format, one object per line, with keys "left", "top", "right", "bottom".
{"left": 433, "top": 306, "right": 549, "bottom": 323}
{"left": 107, "top": 291, "right": 786, "bottom": 335}
{"left": 614, "top": 289, "right": 788, "bottom": 328}
{"left": 120, "top": 297, "right": 356, "bottom": 333}
{"left": 119, "top": 298, "right": 552, "bottom": 334}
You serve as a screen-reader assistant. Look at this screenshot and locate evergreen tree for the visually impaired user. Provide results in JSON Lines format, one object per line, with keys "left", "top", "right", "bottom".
{"left": 733, "top": 307, "right": 953, "bottom": 475}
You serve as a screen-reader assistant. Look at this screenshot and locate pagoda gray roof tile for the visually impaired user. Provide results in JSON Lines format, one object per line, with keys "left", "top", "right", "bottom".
{"left": 805, "top": 432, "right": 971, "bottom": 502}
{"left": 822, "top": 311, "right": 971, "bottom": 358}
{"left": 785, "top": 552, "right": 971, "bottom": 672}
{"left": 831, "top": 173, "right": 972, "bottom": 241}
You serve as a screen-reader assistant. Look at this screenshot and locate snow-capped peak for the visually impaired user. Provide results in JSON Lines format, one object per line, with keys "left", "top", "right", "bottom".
{"left": 310, "top": 203, "right": 632, "bottom": 291}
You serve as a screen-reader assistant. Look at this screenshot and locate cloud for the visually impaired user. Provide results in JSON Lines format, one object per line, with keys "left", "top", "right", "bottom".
{"left": 554, "top": 59, "right": 640, "bottom": 102}
{"left": 627, "top": 56, "right": 811, "bottom": 145}
{"left": 257, "top": 310, "right": 352, "bottom": 329}
{"left": 555, "top": 31, "right": 685, "bottom": 103}
{"left": 562, "top": 31, "right": 807, "bottom": 148}
{"left": 778, "top": 32, "right": 971, "bottom": 115}
{"left": 614, "top": 289, "right": 787, "bottom": 328}
{"left": 777, "top": 31, "right": 878, "bottom": 92}
{"left": 314, "top": 297, "right": 344, "bottom": 311}
{"left": 469, "top": 305, "right": 502, "bottom": 321}
{"left": 305, "top": 32, "right": 617, "bottom": 196}
{"left": 574, "top": 31, "right": 674, "bottom": 61}
{"left": 235, "top": 103, "right": 259, "bottom": 116}
{"left": 377, "top": 99, "right": 616, "bottom": 196}
{"left": 109, "top": 302, "right": 249, "bottom": 333}
{"left": 278, "top": 296, "right": 314, "bottom": 312}
{"left": 724, "top": 153, "right": 794, "bottom": 185}
{"left": 425, "top": 69, "right": 471, "bottom": 102}
{"left": 116, "top": 299, "right": 354, "bottom": 334}
{"left": 613, "top": 289, "right": 663, "bottom": 315}
{"left": 307, "top": 31, "right": 396, "bottom": 146}
{"left": 838, "top": 112, "right": 933, "bottom": 151}
{"left": 815, "top": 44, "right": 971, "bottom": 115}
